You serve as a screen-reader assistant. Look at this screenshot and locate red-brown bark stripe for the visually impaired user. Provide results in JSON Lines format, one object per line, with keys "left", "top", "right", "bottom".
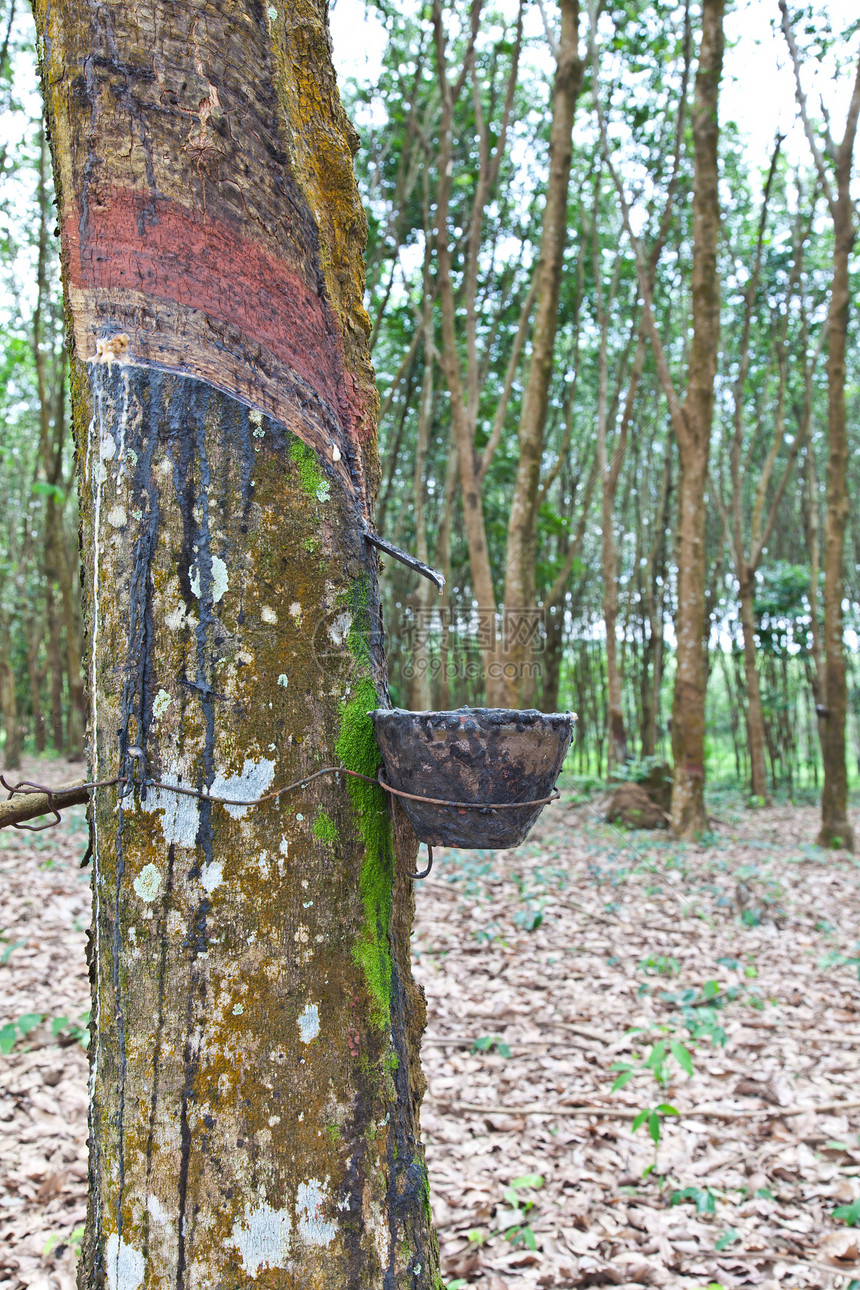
{"left": 65, "top": 188, "right": 355, "bottom": 440}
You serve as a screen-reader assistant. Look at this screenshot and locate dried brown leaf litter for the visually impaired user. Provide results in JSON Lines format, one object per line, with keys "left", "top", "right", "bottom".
{"left": 2, "top": 760, "right": 859, "bottom": 1288}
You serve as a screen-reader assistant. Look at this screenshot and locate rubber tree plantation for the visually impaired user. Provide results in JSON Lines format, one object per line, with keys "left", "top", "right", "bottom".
{"left": 30, "top": 0, "right": 439, "bottom": 1285}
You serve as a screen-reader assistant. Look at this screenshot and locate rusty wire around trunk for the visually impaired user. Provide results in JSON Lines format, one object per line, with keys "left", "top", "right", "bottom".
{"left": 0, "top": 770, "right": 560, "bottom": 880}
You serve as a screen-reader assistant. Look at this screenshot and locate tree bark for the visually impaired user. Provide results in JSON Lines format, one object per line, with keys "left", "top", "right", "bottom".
{"left": 33, "top": 1, "right": 438, "bottom": 1285}
{"left": 779, "top": 2, "right": 859, "bottom": 847}
{"left": 669, "top": 0, "right": 724, "bottom": 837}
{"left": 818, "top": 210, "right": 856, "bottom": 849}
{"left": 0, "top": 618, "right": 21, "bottom": 770}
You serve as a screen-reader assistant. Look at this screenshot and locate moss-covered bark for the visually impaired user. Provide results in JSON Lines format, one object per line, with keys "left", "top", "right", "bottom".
{"left": 31, "top": 0, "right": 438, "bottom": 1284}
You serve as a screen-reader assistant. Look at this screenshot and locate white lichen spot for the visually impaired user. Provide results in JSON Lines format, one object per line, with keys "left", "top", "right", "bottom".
{"left": 147, "top": 1194, "right": 169, "bottom": 1225}
{"left": 269, "top": 1114, "right": 281, "bottom": 1126}
{"left": 229, "top": 1203, "right": 292, "bottom": 1276}
{"left": 104, "top": 1233, "right": 145, "bottom": 1290}
{"left": 249, "top": 408, "right": 263, "bottom": 427}
{"left": 142, "top": 770, "right": 200, "bottom": 848}
{"left": 165, "top": 603, "right": 187, "bottom": 631}
{"left": 328, "top": 611, "right": 350, "bottom": 647}
{"left": 100, "top": 433, "right": 117, "bottom": 462}
{"left": 298, "top": 1111, "right": 304, "bottom": 1121}
{"left": 296, "top": 1179, "right": 337, "bottom": 1247}
{"left": 167, "top": 909, "right": 186, "bottom": 937}
{"left": 277, "top": 674, "right": 288, "bottom": 688}
{"left": 232, "top": 1002, "right": 244, "bottom": 1015}
{"left": 294, "top": 926, "right": 309, "bottom": 944}
{"left": 201, "top": 859, "right": 224, "bottom": 894}
{"left": 316, "top": 479, "right": 330, "bottom": 503}
{"left": 133, "top": 863, "right": 162, "bottom": 903}
{"left": 279, "top": 837, "right": 290, "bottom": 858}
{"left": 261, "top": 606, "right": 277, "bottom": 624}
{"left": 302, "top": 900, "right": 313, "bottom": 908}
{"left": 107, "top": 505, "right": 127, "bottom": 528}
{"left": 189, "top": 554, "right": 228, "bottom": 604}
{"left": 315, "top": 934, "right": 324, "bottom": 943}
{"left": 289, "top": 601, "right": 302, "bottom": 622}
{"left": 298, "top": 1003, "right": 320, "bottom": 1044}
{"left": 210, "top": 758, "right": 276, "bottom": 820}
{"left": 295, "top": 813, "right": 303, "bottom": 822}
{"left": 152, "top": 689, "right": 173, "bottom": 719}
{"left": 128, "top": 926, "right": 139, "bottom": 959}
{"left": 332, "top": 444, "right": 341, "bottom": 462}
{"left": 267, "top": 4, "right": 277, "bottom": 19}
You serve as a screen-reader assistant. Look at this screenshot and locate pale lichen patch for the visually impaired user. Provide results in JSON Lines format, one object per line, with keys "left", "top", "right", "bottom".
{"left": 132, "top": 863, "right": 162, "bottom": 903}
{"left": 210, "top": 757, "right": 276, "bottom": 820}
{"left": 261, "top": 605, "right": 277, "bottom": 623}
{"left": 297, "top": 1002, "right": 320, "bottom": 1044}
{"left": 104, "top": 1233, "right": 145, "bottom": 1290}
{"left": 107, "top": 505, "right": 128, "bottom": 528}
{"left": 190, "top": 554, "right": 229, "bottom": 603}
{"left": 296, "top": 1178, "right": 336, "bottom": 1247}
{"left": 142, "top": 770, "right": 200, "bottom": 848}
{"left": 201, "top": 859, "right": 225, "bottom": 893}
{"left": 152, "top": 688, "right": 173, "bottom": 719}
{"left": 229, "top": 1202, "right": 292, "bottom": 1276}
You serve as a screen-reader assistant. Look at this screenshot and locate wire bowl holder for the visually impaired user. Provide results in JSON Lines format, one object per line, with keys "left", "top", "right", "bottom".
{"left": 370, "top": 707, "right": 576, "bottom": 851}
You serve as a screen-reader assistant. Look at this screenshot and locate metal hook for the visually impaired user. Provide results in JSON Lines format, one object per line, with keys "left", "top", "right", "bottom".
{"left": 405, "top": 842, "right": 433, "bottom": 880}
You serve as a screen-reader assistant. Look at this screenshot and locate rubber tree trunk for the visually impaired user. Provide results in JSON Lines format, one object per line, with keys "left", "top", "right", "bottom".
{"left": 737, "top": 570, "right": 770, "bottom": 803}
{"left": 669, "top": 0, "right": 724, "bottom": 838}
{"left": 818, "top": 190, "right": 856, "bottom": 850}
{"left": 33, "top": 1, "right": 439, "bottom": 1286}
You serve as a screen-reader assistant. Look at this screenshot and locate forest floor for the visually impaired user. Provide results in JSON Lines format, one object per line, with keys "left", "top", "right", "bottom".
{"left": 2, "top": 758, "right": 860, "bottom": 1289}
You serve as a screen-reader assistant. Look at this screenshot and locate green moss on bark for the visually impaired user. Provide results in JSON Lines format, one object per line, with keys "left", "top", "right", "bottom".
{"left": 335, "top": 677, "right": 392, "bottom": 1030}
{"left": 312, "top": 807, "right": 339, "bottom": 844}
{"left": 290, "top": 436, "right": 330, "bottom": 502}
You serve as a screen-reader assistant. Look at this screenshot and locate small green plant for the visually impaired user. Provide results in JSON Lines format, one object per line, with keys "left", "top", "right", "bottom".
{"left": 0, "top": 934, "right": 26, "bottom": 965}
{"left": 0, "top": 1011, "right": 90, "bottom": 1055}
{"left": 611, "top": 1037, "right": 694, "bottom": 1091}
{"left": 472, "top": 1035, "right": 512, "bottom": 1057}
{"left": 819, "top": 948, "right": 860, "bottom": 980}
{"left": 513, "top": 907, "right": 543, "bottom": 932}
{"left": 631, "top": 1103, "right": 679, "bottom": 1153}
{"left": 714, "top": 1228, "right": 739, "bottom": 1252}
{"left": 0, "top": 1012, "right": 43, "bottom": 1054}
{"left": 638, "top": 954, "right": 681, "bottom": 977}
{"left": 51, "top": 1012, "right": 91, "bottom": 1049}
{"left": 833, "top": 1197, "right": 860, "bottom": 1227}
{"left": 498, "top": 1174, "right": 544, "bottom": 1250}
{"left": 671, "top": 1185, "right": 716, "bottom": 1215}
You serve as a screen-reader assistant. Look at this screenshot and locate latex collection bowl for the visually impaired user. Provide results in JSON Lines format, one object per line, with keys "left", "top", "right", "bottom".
{"left": 370, "top": 707, "right": 575, "bottom": 850}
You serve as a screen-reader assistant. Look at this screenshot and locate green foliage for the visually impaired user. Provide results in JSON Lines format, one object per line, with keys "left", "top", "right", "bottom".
{"left": 471, "top": 1035, "right": 512, "bottom": 1057}
{"left": 0, "top": 1010, "right": 89, "bottom": 1054}
{"left": 833, "top": 1198, "right": 860, "bottom": 1227}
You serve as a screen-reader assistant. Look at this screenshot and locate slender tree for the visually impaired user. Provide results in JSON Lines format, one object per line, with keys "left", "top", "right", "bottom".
{"left": 781, "top": 1, "right": 860, "bottom": 849}
{"left": 32, "top": 1, "right": 438, "bottom": 1286}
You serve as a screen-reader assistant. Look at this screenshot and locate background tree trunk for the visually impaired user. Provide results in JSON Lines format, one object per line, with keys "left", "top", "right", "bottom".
{"left": 669, "top": 0, "right": 724, "bottom": 838}
{"left": 34, "top": 1, "right": 438, "bottom": 1286}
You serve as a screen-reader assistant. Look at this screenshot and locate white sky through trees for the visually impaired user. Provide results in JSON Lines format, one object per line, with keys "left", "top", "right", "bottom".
{"left": 330, "top": 0, "right": 860, "bottom": 181}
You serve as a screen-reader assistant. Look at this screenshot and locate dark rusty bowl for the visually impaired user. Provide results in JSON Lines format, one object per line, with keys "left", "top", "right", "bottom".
{"left": 370, "top": 708, "right": 576, "bottom": 849}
